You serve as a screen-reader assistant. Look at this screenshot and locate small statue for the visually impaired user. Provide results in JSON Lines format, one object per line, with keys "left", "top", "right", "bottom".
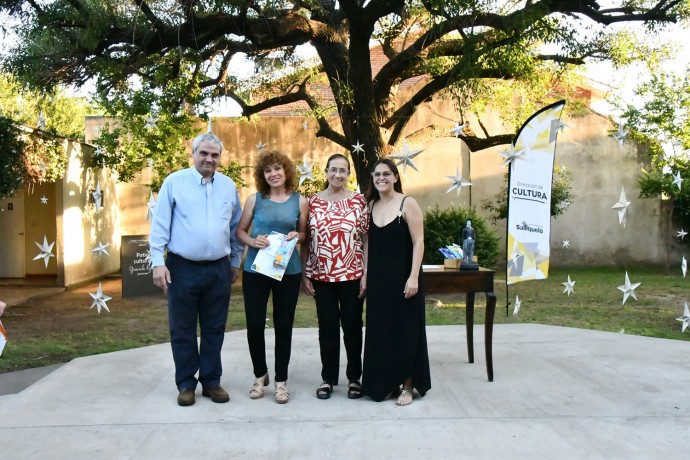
{"left": 461, "top": 219, "right": 479, "bottom": 270}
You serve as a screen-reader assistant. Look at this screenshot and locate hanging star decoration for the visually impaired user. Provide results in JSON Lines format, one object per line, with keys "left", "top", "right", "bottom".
{"left": 147, "top": 191, "right": 156, "bottom": 221}
{"left": 144, "top": 114, "right": 158, "bottom": 130}
{"left": 92, "top": 242, "right": 110, "bottom": 257}
{"left": 351, "top": 141, "right": 365, "bottom": 154}
{"left": 662, "top": 164, "right": 673, "bottom": 175}
{"left": 617, "top": 271, "right": 641, "bottom": 305}
{"left": 562, "top": 275, "right": 575, "bottom": 296}
{"left": 672, "top": 171, "right": 683, "bottom": 190}
{"left": 612, "top": 119, "right": 628, "bottom": 146}
{"left": 37, "top": 110, "right": 46, "bottom": 130}
{"left": 611, "top": 187, "right": 631, "bottom": 227}
{"left": 677, "top": 229, "right": 688, "bottom": 240}
{"left": 33, "top": 235, "right": 56, "bottom": 268}
{"left": 445, "top": 166, "right": 472, "bottom": 197}
{"left": 89, "top": 282, "right": 112, "bottom": 314}
{"left": 549, "top": 119, "right": 568, "bottom": 143}
{"left": 676, "top": 302, "right": 690, "bottom": 332}
{"left": 498, "top": 143, "right": 525, "bottom": 169}
{"left": 389, "top": 142, "right": 424, "bottom": 174}
{"left": 562, "top": 239, "right": 570, "bottom": 248}
{"left": 297, "top": 160, "right": 315, "bottom": 186}
{"left": 303, "top": 120, "right": 308, "bottom": 131}
{"left": 256, "top": 141, "right": 266, "bottom": 151}
{"left": 449, "top": 121, "right": 468, "bottom": 138}
{"left": 512, "top": 295, "right": 521, "bottom": 316}
{"left": 92, "top": 182, "right": 103, "bottom": 212}
{"left": 682, "top": 256, "right": 687, "bottom": 278}
{"left": 94, "top": 147, "right": 104, "bottom": 157}
{"left": 40, "top": 195, "right": 48, "bottom": 205}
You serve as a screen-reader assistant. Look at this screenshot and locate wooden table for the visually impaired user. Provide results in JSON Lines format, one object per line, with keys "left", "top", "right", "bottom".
{"left": 423, "top": 266, "right": 497, "bottom": 382}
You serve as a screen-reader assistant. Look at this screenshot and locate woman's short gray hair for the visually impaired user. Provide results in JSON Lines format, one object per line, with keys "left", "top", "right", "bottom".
{"left": 192, "top": 133, "right": 224, "bottom": 154}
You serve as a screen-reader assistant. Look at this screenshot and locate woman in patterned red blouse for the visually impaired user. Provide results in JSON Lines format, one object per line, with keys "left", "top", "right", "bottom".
{"left": 302, "top": 153, "right": 369, "bottom": 400}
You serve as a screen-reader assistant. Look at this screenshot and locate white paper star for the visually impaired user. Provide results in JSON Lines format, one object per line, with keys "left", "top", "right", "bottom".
{"left": 617, "top": 271, "right": 641, "bottom": 305}
{"left": 449, "top": 122, "right": 468, "bottom": 138}
{"left": 40, "top": 195, "right": 48, "bottom": 205}
{"left": 144, "top": 115, "right": 158, "bottom": 130}
{"left": 94, "top": 147, "right": 104, "bottom": 157}
{"left": 512, "top": 295, "right": 521, "bottom": 316}
{"left": 562, "top": 275, "right": 575, "bottom": 296}
{"left": 33, "top": 235, "right": 55, "bottom": 268}
{"left": 92, "top": 183, "right": 103, "bottom": 212}
{"left": 389, "top": 142, "right": 424, "bottom": 174}
{"left": 297, "top": 160, "right": 315, "bottom": 186}
{"left": 662, "top": 164, "right": 673, "bottom": 175}
{"left": 37, "top": 110, "right": 46, "bottom": 130}
{"left": 445, "top": 166, "right": 472, "bottom": 197}
{"left": 611, "top": 187, "right": 631, "bottom": 227}
{"left": 499, "top": 143, "right": 525, "bottom": 169}
{"left": 677, "top": 229, "right": 688, "bottom": 240}
{"left": 549, "top": 119, "right": 568, "bottom": 143}
{"left": 147, "top": 191, "right": 156, "bottom": 221}
{"left": 351, "top": 141, "right": 365, "bottom": 154}
{"left": 676, "top": 302, "right": 690, "bottom": 332}
{"left": 256, "top": 141, "right": 266, "bottom": 151}
{"left": 682, "top": 256, "right": 687, "bottom": 278}
{"left": 89, "top": 282, "right": 112, "bottom": 314}
{"left": 612, "top": 119, "right": 628, "bottom": 146}
{"left": 92, "top": 242, "right": 110, "bottom": 257}
{"left": 562, "top": 239, "right": 570, "bottom": 248}
{"left": 672, "top": 171, "right": 683, "bottom": 190}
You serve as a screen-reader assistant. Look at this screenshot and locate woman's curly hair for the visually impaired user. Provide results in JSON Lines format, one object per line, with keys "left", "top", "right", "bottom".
{"left": 253, "top": 150, "right": 297, "bottom": 196}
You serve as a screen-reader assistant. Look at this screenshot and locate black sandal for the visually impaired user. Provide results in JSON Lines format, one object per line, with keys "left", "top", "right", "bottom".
{"left": 316, "top": 382, "right": 333, "bottom": 400}
{"left": 347, "top": 380, "right": 363, "bottom": 399}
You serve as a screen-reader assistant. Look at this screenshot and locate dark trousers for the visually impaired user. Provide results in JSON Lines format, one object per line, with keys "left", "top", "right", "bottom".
{"left": 242, "top": 271, "right": 301, "bottom": 382}
{"left": 313, "top": 279, "right": 364, "bottom": 385}
{"left": 166, "top": 253, "right": 231, "bottom": 391}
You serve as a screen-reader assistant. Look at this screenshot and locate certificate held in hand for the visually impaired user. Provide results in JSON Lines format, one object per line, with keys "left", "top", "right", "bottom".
{"left": 251, "top": 231, "right": 298, "bottom": 281}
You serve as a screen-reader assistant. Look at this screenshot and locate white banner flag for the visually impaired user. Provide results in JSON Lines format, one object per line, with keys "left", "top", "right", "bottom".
{"left": 506, "top": 101, "right": 565, "bottom": 285}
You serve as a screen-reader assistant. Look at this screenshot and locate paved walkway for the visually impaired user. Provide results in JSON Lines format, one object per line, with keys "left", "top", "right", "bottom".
{"left": 0, "top": 324, "right": 688, "bottom": 459}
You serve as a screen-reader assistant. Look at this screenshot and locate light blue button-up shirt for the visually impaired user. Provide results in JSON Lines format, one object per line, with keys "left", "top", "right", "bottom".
{"left": 149, "top": 167, "right": 244, "bottom": 268}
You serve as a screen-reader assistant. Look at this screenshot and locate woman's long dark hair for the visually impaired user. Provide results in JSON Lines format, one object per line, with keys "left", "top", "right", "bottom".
{"left": 365, "top": 158, "right": 403, "bottom": 202}
{"left": 322, "top": 153, "right": 351, "bottom": 190}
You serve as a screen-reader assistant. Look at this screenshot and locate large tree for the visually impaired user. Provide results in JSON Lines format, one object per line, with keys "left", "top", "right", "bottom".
{"left": 2, "top": 0, "right": 686, "bottom": 190}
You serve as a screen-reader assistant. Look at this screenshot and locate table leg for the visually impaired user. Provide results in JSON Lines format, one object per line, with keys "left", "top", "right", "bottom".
{"left": 465, "top": 291, "right": 475, "bottom": 363}
{"left": 485, "top": 291, "right": 496, "bottom": 382}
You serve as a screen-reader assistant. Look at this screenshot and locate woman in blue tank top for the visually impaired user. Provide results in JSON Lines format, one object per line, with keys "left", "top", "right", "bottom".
{"left": 236, "top": 150, "right": 308, "bottom": 404}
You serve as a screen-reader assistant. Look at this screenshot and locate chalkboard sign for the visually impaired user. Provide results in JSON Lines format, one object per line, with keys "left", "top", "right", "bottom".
{"left": 120, "top": 235, "right": 159, "bottom": 297}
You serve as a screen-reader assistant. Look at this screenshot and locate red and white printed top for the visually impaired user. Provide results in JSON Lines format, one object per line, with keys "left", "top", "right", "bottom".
{"left": 304, "top": 192, "right": 369, "bottom": 282}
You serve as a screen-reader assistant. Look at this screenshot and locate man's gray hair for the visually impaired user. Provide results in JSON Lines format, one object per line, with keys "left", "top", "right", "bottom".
{"left": 192, "top": 132, "right": 224, "bottom": 154}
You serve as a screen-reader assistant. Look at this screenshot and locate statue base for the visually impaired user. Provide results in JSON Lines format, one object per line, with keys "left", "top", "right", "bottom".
{"left": 460, "top": 262, "right": 479, "bottom": 271}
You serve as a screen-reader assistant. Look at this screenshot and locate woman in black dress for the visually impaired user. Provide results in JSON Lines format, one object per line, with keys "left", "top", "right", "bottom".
{"left": 362, "top": 158, "right": 431, "bottom": 405}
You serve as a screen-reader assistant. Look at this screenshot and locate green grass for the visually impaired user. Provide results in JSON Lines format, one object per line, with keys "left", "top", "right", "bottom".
{"left": 1, "top": 267, "right": 688, "bottom": 374}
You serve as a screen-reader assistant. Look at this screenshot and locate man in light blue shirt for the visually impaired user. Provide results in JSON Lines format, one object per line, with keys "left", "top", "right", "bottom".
{"left": 150, "top": 132, "right": 244, "bottom": 406}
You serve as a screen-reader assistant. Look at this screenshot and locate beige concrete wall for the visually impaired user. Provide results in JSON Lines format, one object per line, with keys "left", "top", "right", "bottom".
{"left": 56, "top": 141, "right": 120, "bottom": 286}
{"left": 93, "top": 105, "right": 669, "bottom": 269}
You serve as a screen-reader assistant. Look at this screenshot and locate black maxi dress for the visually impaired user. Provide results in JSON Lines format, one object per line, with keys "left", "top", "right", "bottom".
{"left": 362, "top": 198, "right": 431, "bottom": 401}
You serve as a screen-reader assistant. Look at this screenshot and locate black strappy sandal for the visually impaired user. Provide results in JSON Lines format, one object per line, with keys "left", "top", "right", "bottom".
{"left": 347, "top": 380, "right": 363, "bottom": 399}
{"left": 316, "top": 382, "right": 333, "bottom": 400}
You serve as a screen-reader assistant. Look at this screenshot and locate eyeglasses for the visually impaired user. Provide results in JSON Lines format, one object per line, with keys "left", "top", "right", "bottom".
{"left": 327, "top": 167, "right": 349, "bottom": 175}
{"left": 371, "top": 171, "right": 393, "bottom": 178}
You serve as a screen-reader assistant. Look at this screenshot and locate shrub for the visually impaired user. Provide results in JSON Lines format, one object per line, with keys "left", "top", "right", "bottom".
{"left": 423, "top": 204, "right": 499, "bottom": 268}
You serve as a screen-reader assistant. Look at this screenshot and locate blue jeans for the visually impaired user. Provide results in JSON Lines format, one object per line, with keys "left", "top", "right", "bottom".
{"left": 242, "top": 271, "right": 300, "bottom": 382}
{"left": 166, "top": 253, "right": 231, "bottom": 391}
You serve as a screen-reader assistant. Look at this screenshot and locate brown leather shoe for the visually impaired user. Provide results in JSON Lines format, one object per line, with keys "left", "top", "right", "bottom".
{"left": 202, "top": 386, "right": 230, "bottom": 403}
{"left": 177, "top": 389, "right": 195, "bottom": 406}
